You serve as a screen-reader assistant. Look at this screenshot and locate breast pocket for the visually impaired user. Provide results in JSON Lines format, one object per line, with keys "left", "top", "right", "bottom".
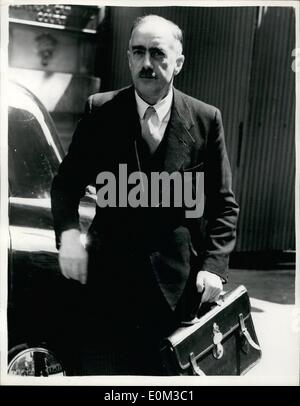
{"left": 183, "top": 162, "right": 204, "bottom": 172}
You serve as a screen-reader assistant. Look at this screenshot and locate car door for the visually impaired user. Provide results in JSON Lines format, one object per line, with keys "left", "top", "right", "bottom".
{"left": 7, "top": 82, "right": 94, "bottom": 374}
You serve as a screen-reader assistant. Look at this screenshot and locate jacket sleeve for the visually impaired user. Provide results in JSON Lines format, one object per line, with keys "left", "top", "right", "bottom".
{"left": 199, "top": 108, "right": 239, "bottom": 282}
{"left": 51, "top": 114, "right": 98, "bottom": 248}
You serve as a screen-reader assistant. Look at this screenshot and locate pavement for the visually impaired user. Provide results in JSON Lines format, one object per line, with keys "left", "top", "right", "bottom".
{"left": 226, "top": 269, "right": 299, "bottom": 385}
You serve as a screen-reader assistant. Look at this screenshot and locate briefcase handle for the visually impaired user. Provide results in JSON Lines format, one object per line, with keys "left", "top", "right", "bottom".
{"left": 182, "top": 290, "right": 226, "bottom": 326}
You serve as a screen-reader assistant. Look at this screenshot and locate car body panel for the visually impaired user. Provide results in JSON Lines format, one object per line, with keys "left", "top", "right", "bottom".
{"left": 7, "top": 81, "right": 94, "bottom": 370}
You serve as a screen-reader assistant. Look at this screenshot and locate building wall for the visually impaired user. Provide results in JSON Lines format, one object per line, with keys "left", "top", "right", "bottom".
{"left": 8, "top": 5, "right": 104, "bottom": 151}
{"left": 236, "top": 7, "right": 295, "bottom": 251}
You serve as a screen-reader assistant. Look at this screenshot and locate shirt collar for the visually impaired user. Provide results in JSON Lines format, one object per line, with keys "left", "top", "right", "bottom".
{"left": 135, "top": 88, "right": 173, "bottom": 122}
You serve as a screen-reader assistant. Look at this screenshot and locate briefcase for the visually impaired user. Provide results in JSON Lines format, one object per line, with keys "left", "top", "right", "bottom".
{"left": 160, "top": 285, "right": 262, "bottom": 376}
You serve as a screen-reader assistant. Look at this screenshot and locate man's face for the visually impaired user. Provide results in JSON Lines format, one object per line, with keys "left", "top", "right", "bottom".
{"left": 127, "top": 21, "right": 184, "bottom": 104}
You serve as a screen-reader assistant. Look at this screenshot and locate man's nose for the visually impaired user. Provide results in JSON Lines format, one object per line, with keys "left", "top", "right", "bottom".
{"left": 143, "top": 52, "right": 153, "bottom": 69}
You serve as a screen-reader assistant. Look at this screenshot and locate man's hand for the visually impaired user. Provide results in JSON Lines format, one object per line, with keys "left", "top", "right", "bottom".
{"left": 196, "top": 270, "right": 223, "bottom": 303}
{"left": 59, "top": 229, "right": 88, "bottom": 285}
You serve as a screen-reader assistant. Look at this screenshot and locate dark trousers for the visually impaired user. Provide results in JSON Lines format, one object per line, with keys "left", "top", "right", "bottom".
{"left": 65, "top": 247, "right": 179, "bottom": 375}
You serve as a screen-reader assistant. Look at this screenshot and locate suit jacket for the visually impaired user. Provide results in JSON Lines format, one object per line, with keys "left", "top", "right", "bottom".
{"left": 51, "top": 85, "right": 239, "bottom": 311}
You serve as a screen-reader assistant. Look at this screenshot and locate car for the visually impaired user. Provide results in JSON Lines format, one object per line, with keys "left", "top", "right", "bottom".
{"left": 7, "top": 81, "right": 95, "bottom": 376}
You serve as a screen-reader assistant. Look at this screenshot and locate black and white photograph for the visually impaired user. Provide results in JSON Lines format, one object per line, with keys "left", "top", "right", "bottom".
{"left": 0, "top": 0, "right": 299, "bottom": 386}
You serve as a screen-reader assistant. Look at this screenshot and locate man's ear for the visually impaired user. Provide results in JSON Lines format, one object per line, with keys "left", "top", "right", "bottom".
{"left": 127, "top": 50, "right": 132, "bottom": 69}
{"left": 174, "top": 54, "right": 185, "bottom": 76}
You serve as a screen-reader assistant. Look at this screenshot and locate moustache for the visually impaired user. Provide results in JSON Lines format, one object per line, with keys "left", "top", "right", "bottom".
{"left": 139, "top": 70, "right": 156, "bottom": 79}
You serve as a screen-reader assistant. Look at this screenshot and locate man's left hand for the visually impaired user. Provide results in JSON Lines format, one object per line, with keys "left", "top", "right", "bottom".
{"left": 196, "top": 271, "right": 223, "bottom": 303}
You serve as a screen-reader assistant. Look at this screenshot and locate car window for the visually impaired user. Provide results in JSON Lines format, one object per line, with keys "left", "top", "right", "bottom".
{"left": 9, "top": 106, "right": 60, "bottom": 199}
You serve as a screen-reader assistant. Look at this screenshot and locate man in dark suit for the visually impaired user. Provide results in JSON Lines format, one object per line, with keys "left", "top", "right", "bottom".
{"left": 51, "top": 15, "right": 239, "bottom": 375}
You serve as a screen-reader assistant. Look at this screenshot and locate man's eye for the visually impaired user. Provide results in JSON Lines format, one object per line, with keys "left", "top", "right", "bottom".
{"left": 133, "top": 50, "right": 144, "bottom": 56}
{"left": 151, "top": 50, "right": 164, "bottom": 58}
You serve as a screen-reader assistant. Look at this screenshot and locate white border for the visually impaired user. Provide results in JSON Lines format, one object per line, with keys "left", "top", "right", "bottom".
{"left": 0, "top": 0, "right": 9, "bottom": 389}
{"left": 0, "top": 0, "right": 299, "bottom": 387}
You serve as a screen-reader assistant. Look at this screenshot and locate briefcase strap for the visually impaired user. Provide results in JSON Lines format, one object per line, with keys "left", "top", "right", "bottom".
{"left": 185, "top": 314, "right": 260, "bottom": 376}
{"left": 239, "top": 314, "right": 261, "bottom": 351}
{"left": 189, "top": 352, "right": 206, "bottom": 376}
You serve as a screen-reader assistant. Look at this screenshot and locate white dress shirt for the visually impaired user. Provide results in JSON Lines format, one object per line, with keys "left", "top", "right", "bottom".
{"left": 135, "top": 88, "right": 173, "bottom": 144}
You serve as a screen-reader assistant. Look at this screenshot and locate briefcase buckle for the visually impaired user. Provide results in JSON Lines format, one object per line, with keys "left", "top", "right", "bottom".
{"left": 212, "top": 322, "right": 224, "bottom": 359}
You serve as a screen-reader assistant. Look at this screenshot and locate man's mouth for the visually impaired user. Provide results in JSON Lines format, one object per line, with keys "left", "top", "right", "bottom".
{"left": 139, "top": 72, "right": 157, "bottom": 79}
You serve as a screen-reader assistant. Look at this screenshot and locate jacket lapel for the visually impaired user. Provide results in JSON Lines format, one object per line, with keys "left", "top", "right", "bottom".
{"left": 118, "top": 85, "right": 141, "bottom": 142}
{"left": 163, "top": 88, "right": 195, "bottom": 173}
{"left": 114, "top": 86, "right": 195, "bottom": 173}
{"left": 112, "top": 86, "right": 141, "bottom": 168}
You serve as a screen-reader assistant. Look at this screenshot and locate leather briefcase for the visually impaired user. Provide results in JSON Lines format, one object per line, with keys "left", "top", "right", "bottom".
{"left": 160, "top": 285, "right": 262, "bottom": 376}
